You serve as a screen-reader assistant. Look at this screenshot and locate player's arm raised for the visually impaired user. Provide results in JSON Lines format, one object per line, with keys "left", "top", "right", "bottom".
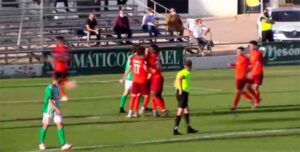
{"left": 119, "top": 66, "right": 132, "bottom": 83}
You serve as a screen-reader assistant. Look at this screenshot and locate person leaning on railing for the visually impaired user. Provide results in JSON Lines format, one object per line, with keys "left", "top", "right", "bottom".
{"left": 142, "top": 9, "right": 160, "bottom": 38}
{"left": 166, "top": 8, "right": 184, "bottom": 42}
{"left": 113, "top": 10, "right": 133, "bottom": 45}
{"left": 85, "top": 12, "right": 101, "bottom": 46}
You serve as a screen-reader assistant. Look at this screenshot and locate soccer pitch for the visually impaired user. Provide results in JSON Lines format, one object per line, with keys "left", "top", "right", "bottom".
{"left": 0, "top": 66, "right": 300, "bottom": 152}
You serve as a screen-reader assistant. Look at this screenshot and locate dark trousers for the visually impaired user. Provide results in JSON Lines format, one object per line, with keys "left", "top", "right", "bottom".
{"left": 54, "top": 0, "right": 69, "bottom": 11}
{"left": 142, "top": 25, "right": 160, "bottom": 37}
{"left": 117, "top": 0, "right": 127, "bottom": 5}
{"left": 94, "top": 0, "right": 109, "bottom": 11}
{"left": 195, "top": 37, "right": 212, "bottom": 50}
{"left": 261, "top": 30, "right": 274, "bottom": 42}
{"left": 89, "top": 30, "right": 101, "bottom": 44}
{"left": 114, "top": 27, "right": 132, "bottom": 42}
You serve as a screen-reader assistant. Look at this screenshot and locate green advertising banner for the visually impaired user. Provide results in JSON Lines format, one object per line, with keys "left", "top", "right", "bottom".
{"left": 43, "top": 47, "right": 184, "bottom": 76}
{"left": 259, "top": 42, "right": 300, "bottom": 66}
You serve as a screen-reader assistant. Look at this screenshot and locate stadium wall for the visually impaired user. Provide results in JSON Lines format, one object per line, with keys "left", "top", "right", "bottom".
{"left": 131, "top": 0, "right": 238, "bottom": 17}
{"left": 187, "top": 55, "right": 236, "bottom": 70}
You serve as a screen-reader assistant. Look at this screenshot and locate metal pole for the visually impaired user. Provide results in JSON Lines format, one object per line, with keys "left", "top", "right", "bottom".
{"left": 40, "top": 0, "right": 44, "bottom": 52}
{"left": 261, "top": 0, "right": 264, "bottom": 13}
{"left": 154, "top": 2, "right": 156, "bottom": 17}
{"left": 17, "top": 5, "right": 25, "bottom": 47}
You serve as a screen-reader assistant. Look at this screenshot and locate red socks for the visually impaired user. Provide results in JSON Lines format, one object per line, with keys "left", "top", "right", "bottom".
{"left": 242, "top": 91, "right": 253, "bottom": 102}
{"left": 142, "top": 96, "right": 149, "bottom": 108}
{"left": 232, "top": 93, "right": 241, "bottom": 108}
{"left": 155, "top": 97, "right": 166, "bottom": 111}
{"left": 129, "top": 96, "right": 136, "bottom": 111}
{"left": 134, "top": 96, "right": 141, "bottom": 113}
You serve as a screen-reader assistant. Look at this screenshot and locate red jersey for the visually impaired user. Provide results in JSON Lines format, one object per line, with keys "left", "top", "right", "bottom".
{"left": 130, "top": 56, "right": 148, "bottom": 84}
{"left": 52, "top": 44, "right": 70, "bottom": 72}
{"left": 148, "top": 53, "right": 162, "bottom": 75}
{"left": 250, "top": 50, "right": 264, "bottom": 75}
{"left": 235, "top": 55, "right": 249, "bottom": 80}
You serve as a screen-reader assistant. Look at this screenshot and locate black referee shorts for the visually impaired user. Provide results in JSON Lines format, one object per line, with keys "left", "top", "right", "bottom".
{"left": 176, "top": 90, "right": 189, "bottom": 108}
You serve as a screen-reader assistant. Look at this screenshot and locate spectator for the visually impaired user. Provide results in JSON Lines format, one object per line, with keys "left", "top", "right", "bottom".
{"left": 259, "top": 9, "right": 274, "bottom": 42}
{"left": 53, "top": 0, "right": 70, "bottom": 13}
{"left": 113, "top": 10, "right": 133, "bottom": 45}
{"left": 142, "top": 9, "right": 160, "bottom": 37}
{"left": 85, "top": 13, "right": 101, "bottom": 46}
{"left": 166, "top": 8, "right": 184, "bottom": 42}
{"left": 94, "top": 0, "right": 109, "bottom": 11}
{"left": 189, "top": 18, "right": 212, "bottom": 50}
{"left": 117, "top": 0, "right": 127, "bottom": 10}
{"left": 33, "top": 0, "right": 41, "bottom": 5}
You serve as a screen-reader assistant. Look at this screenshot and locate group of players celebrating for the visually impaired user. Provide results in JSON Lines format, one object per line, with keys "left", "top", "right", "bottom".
{"left": 229, "top": 40, "right": 264, "bottom": 111}
{"left": 119, "top": 44, "right": 168, "bottom": 118}
{"left": 38, "top": 36, "right": 264, "bottom": 150}
{"left": 119, "top": 44, "right": 198, "bottom": 134}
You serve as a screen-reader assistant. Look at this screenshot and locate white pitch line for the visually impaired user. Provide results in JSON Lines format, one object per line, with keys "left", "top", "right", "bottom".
{"left": 22, "top": 128, "right": 300, "bottom": 152}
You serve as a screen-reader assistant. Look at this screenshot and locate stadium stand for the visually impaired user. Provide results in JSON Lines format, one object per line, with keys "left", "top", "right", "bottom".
{"left": 0, "top": 0, "right": 189, "bottom": 65}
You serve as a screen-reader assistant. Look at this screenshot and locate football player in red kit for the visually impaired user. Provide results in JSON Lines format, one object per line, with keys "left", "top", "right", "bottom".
{"left": 120, "top": 46, "right": 150, "bottom": 118}
{"left": 140, "top": 44, "right": 168, "bottom": 117}
{"left": 51, "top": 36, "right": 71, "bottom": 101}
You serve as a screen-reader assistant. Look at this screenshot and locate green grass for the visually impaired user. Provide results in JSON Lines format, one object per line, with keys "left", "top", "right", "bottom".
{"left": 0, "top": 66, "right": 300, "bottom": 152}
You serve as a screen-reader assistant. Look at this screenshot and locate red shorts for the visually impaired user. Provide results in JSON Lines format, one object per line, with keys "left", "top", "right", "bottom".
{"left": 132, "top": 82, "right": 149, "bottom": 96}
{"left": 236, "top": 79, "right": 249, "bottom": 90}
{"left": 251, "top": 74, "right": 263, "bottom": 85}
{"left": 150, "top": 75, "right": 164, "bottom": 93}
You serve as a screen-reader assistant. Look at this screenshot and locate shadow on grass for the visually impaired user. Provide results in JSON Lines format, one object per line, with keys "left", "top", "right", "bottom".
{"left": 191, "top": 105, "right": 300, "bottom": 117}
{"left": 70, "top": 128, "right": 300, "bottom": 151}
{"left": 1, "top": 104, "right": 299, "bottom": 124}
{"left": 0, "top": 120, "right": 139, "bottom": 130}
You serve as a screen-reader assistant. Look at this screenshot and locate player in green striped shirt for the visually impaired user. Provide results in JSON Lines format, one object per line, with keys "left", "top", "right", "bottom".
{"left": 39, "top": 77, "right": 72, "bottom": 151}
{"left": 173, "top": 60, "right": 198, "bottom": 135}
{"left": 119, "top": 45, "right": 139, "bottom": 113}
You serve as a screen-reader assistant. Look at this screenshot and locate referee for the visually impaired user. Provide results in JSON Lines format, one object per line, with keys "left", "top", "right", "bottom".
{"left": 173, "top": 60, "right": 198, "bottom": 135}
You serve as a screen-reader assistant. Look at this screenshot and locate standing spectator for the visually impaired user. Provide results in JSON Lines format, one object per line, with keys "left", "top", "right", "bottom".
{"left": 142, "top": 9, "right": 160, "bottom": 38}
{"left": 33, "top": 0, "right": 41, "bottom": 5}
{"left": 113, "top": 10, "right": 133, "bottom": 45}
{"left": 117, "top": 0, "right": 128, "bottom": 10}
{"left": 259, "top": 9, "right": 274, "bottom": 42}
{"left": 53, "top": 0, "right": 70, "bottom": 13}
{"left": 189, "top": 18, "right": 211, "bottom": 50}
{"left": 166, "top": 8, "right": 184, "bottom": 42}
{"left": 94, "top": 0, "right": 109, "bottom": 11}
{"left": 85, "top": 13, "right": 101, "bottom": 46}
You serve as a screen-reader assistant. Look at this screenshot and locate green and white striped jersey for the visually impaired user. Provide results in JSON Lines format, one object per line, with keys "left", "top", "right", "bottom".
{"left": 42, "top": 84, "right": 61, "bottom": 115}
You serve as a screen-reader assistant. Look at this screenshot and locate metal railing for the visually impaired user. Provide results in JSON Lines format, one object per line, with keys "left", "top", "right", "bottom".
{"left": 133, "top": 0, "right": 169, "bottom": 17}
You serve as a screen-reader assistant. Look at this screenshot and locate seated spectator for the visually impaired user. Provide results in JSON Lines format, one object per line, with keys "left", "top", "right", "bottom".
{"left": 166, "top": 8, "right": 184, "bottom": 42}
{"left": 189, "top": 18, "right": 212, "bottom": 50}
{"left": 113, "top": 10, "right": 133, "bottom": 45}
{"left": 53, "top": 0, "right": 70, "bottom": 13}
{"left": 142, "top": 9, "right": 160, "bottom": 37}
{"left": 85, "top": 13, "right": 101, "bottom": 46}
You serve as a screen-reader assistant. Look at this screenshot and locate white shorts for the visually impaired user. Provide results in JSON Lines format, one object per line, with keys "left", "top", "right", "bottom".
{"left": 125, "top": 80, "right": 133, "bottom": 90}
{"left": 42, "top": 113, "right": 63, "bottom": 124}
